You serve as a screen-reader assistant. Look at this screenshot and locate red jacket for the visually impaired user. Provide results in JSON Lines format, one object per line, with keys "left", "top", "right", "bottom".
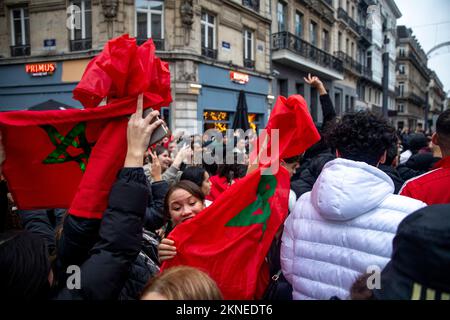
{"left": 400, "top": 156, "right": 450, "bottom": 205}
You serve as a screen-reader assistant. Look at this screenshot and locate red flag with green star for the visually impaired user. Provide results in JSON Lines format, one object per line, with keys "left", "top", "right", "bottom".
{"left": 161, "top": 95, "right": 320, "bottom": 299}
{"left": 0, "top": 35, "right": 171, "bottom": 219}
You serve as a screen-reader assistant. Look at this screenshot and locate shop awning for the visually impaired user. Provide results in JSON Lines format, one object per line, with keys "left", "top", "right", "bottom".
{"left": 28, "top": 99, "right": 75, "bottom": 111}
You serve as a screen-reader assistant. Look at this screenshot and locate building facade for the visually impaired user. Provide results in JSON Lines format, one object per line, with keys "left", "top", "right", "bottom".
{"left": 270, "top": 0, "right": 343, "bottom": 124}
{"left": 394, "top": 25, "right": 430, "bottom": 132}
{"left": 0, "top": 0, "right": 273, "bottom": 135}
{"left": 427, "top": 70, "right": 445, "bottom": 133}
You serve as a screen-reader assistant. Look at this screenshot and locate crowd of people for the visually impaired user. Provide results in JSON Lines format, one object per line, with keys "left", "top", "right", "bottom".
{"left": 0, "top": 74, "right": 449, "bottom": 301}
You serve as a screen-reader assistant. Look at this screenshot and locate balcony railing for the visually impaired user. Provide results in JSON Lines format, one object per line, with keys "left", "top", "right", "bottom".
{"left": 338, "top": 8, "right": 359, "bottom": 34}
{"left": 201, "top": 46, "right": 218, "bottom": 59}
{"left": 137, "top": 38, "right": 165, "bottom": 50}
{"left": 272, "top": 32, "right": 343, "bottom": 74}
{"left": 10, "top": 44, "right": 30, "bottom": 57}
{"left": 359, "top": 26, "right": 372, "bottom": 46}
{"left": 361, "top": 65, "right": 372, "bottom": 79}
{"left": 244, "top": 58, "right": 255, "bottom": 69}
{"left": 334, "top": 51, "right": 362, "bottom": 75}
{"left": 242, "top": 0, "right": 259, "bottom": 12}
{"left": 70, "top": 38, "right": 92, "bottom": 52}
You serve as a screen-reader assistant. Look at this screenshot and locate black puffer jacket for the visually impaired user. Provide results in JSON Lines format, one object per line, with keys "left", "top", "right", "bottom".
{"left": 291, "top": 151, "right": 336, "bottom": 199}
{"left": 143, "top": 180, "right": 169, "bottom": 232}
{"left": 118, "top": 230, "right": 161, "bottom": 300}
{"left": 397, "top": 153, "right": 440, "bottom": 182}
{"left": 54, "top": 167, "right": 148, "bottom": 300}
{"left": 378, "top": 164, "right": 404, "bottom": 194}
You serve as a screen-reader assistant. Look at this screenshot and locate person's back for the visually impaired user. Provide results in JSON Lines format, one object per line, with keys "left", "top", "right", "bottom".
{"left": 281, "top": 111, "right": 426, "bottom": 300}
{"left": 400, "top": 109, "right": 450, "bottom": 204}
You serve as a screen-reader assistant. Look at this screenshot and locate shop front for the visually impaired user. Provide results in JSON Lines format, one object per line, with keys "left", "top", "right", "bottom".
{"left": 198, "top": 64, "right": 271, "bottom": 134}
{"left": 0, "top": 58, "right": 92, "bottom": 111}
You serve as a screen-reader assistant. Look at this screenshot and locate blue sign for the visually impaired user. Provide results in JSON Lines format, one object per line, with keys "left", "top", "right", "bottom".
{"left": 222, "top": 41, "right": 231, "bottom": 50}
{"left": 44, "top": 39, "right": 56, "bottom": 47}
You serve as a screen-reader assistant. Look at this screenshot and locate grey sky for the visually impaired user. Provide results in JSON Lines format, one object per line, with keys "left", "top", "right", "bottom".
{"left": 395, "top": 0, "right": 450, "bottom": 94}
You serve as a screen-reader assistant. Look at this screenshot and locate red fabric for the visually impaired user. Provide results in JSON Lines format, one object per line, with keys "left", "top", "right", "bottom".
{"left": 206, "top": 175, "right": 240, "bottom": 202}
{"left": 250, "top": 95, "right": 320, "bottom": 167}
{"left": 161, "top": 96, "right": 320, "bottom": 299}
{"left": 400, "top": 156, "right": 450, "bottom": 205}
{"left": 0, "top": 35, "right": 171, "bottom": 219}
{"left": 162, "top": 167, "right": 291, "bottom": 299}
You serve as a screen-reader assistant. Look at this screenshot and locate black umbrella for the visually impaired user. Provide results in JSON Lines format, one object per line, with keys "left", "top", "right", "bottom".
{"left": 28, "top": 99, "right": 75, "bottom": 111}
{"left": 232, "top": 90, "right": 250, "bottom": 131}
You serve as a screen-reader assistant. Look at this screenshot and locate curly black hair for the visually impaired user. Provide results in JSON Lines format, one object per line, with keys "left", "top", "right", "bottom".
{"left": 324, "top": 111, "right": 396, "bottom": 166}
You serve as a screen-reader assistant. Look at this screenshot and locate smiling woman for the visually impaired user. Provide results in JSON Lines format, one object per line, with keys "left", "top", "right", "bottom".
{"left": 158, "top": 181, "right": 206, "bottom": 262}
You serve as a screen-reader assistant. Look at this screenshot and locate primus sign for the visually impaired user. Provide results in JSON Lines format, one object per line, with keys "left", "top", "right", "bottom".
{"left": 230, "top": 71, "right": 249, "bottom": 84}
{"left": 25, "top": 63, "right": 56, "bottom": 77}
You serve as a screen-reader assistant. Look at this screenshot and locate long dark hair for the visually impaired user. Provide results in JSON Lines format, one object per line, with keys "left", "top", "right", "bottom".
{"left": 180, "top": 167, "right": 207, "bottom": 189}
{"left": 0, "top": 231, "right": 51, "bottom": 300}
{"left": 163, "top": 180, "right": 205, "bottom": 232}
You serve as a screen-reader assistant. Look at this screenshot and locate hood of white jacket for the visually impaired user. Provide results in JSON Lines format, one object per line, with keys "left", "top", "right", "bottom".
{"left": 310, "top": 158, "right": 394, "bottom": 221}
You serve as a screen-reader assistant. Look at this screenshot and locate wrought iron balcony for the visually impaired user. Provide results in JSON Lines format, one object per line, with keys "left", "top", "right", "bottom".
{"left": 334, "top": 51, "right": 362, "bottom": 75}
{"left": 10, "top": 44, "right": 30, "bottom": 57}
{"left": 244, "top": 58, "right": 255, "bottom": 69}
{"left": 272, "top": 32, "right": 343, "bottom": 74}
{"left": 136, "top": 38, "right": 165, "bottom": 50}
{"left": 359, "top": 26, "right": 372, "bottom": 46}
{"left": 201, "top": 46, "right": 218, "bottom": 60}
{"left": 337, "top": 8, "right": 359, "bottom": 34}
{"left": 242, "top": 0, "right": 259, "bottom": 12}
{"left": 361, "top": 65, "right": 372, "bottom": 80}
{"left": 70, "top": 38, "right": 92, "bottom": 52}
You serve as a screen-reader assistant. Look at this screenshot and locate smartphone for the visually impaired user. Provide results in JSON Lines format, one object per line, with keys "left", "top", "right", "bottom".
{"left": 143, "top": 108, "right": 169, "bottom": 146}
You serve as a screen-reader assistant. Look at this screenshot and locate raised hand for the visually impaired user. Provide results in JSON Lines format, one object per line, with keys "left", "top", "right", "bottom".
{"left": 149, "top": 151, "right": 162, "bottom": 182}
{"left": 303, "top": 73, "right": 327, "bottom": 95}
{"left": 124, "top": 94, "right": 164, "bottom": 168}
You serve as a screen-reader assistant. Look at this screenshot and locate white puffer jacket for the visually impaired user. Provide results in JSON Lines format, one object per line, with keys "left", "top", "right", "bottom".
{"left": 281, "top": 158, "right": 426, "bottom": 300}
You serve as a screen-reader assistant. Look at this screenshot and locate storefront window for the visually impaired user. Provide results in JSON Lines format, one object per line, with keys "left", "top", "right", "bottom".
{"left": 204, "top": 111, "right": 230, "bottom": 132}
{"left": 203, "top": 111, "right": 262, "bottom": 133}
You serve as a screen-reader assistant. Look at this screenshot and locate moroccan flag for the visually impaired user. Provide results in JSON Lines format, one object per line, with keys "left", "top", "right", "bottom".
{"left": 0, "top": 35, "right": 171, "bottom": 219}
{"left": 161, "top": 95, "right": 320, "bottom": 299}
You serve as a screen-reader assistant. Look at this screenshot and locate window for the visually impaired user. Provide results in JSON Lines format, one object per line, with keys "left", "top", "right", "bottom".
{"left": 277, "top": 1, "right": 287, "bottom": 32}
{"left": 201, "top": 11, "right": 216, "bottom": 59}
{"left": 369, "top": 88, "right": 372, "bottom": 102}
{"left": 351, "top": 6, "right": 355, "bottom": 19}
{"left": 399, "top": 47, "right": 405, "bottom": 57}
{"left": 346, "top": 38, "right": 349, "bottom": 55}
{"left": 247, "top": 113, "right": 262, "bottom": 132}
{"left": 296, "top": 83, "right": 304, "bottom": 95}
{"left": 366, "top": 50, "right": 372, "bottom": 68}
{"left": 203, "top": 111, "right": 231, "bottom": 133}
{"left": 398, "top": 82, "right": 404, "bottom": 97}
{"left": 397, "top": 104, "right": 404, "bottom": 113}
{"left": 243, "top": 29, "right": 254, "bottom": 68}
{"left": 278, "top": 79, "right": 288, "bottom": 97}
{"left": 295, "top": 12, "right": 303, "bottom": 38}
{"left": 345, "top": 95, "right": 350, "bottom": 112}
{"left": 322, "top": 29, "right": 329, "bottom": 52}
{"left": 351, "top": 42, "right": 355, "bottom": 58}
{"left": 310, "top": 21, "right": 317, "bottom": 46}
{"left": 398, "top": 64, "right": 405, "bottom": 75}
{"left": 10, "top": 7, "right": 30, "bottom": 56}
{"left": 338, "top": 32, "right": 342, "bottom": 52}
{"left": 136, "top": 0, "right": 164, "bottom": 49}
{"left": 70, "top": 0, "right": 92, "bottom": 51}
{"left": 242, "top": 0, "right": 260, "bottom": 12}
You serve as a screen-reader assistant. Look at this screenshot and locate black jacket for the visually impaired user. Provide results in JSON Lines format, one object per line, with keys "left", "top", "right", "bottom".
{"left": 291, "top": 151, "right": 336, "bottom": 199}
{"left": 54, "top": 168, "right": 148, "bottom": 300}
{"left": 378, "top": 164, "right": 404, "bottom": 194}
{"left": 143, "top": 180, "right": 169, "bottom": 232}
{"left": 397, "top": 153, "right": 440, "bottom": 182}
